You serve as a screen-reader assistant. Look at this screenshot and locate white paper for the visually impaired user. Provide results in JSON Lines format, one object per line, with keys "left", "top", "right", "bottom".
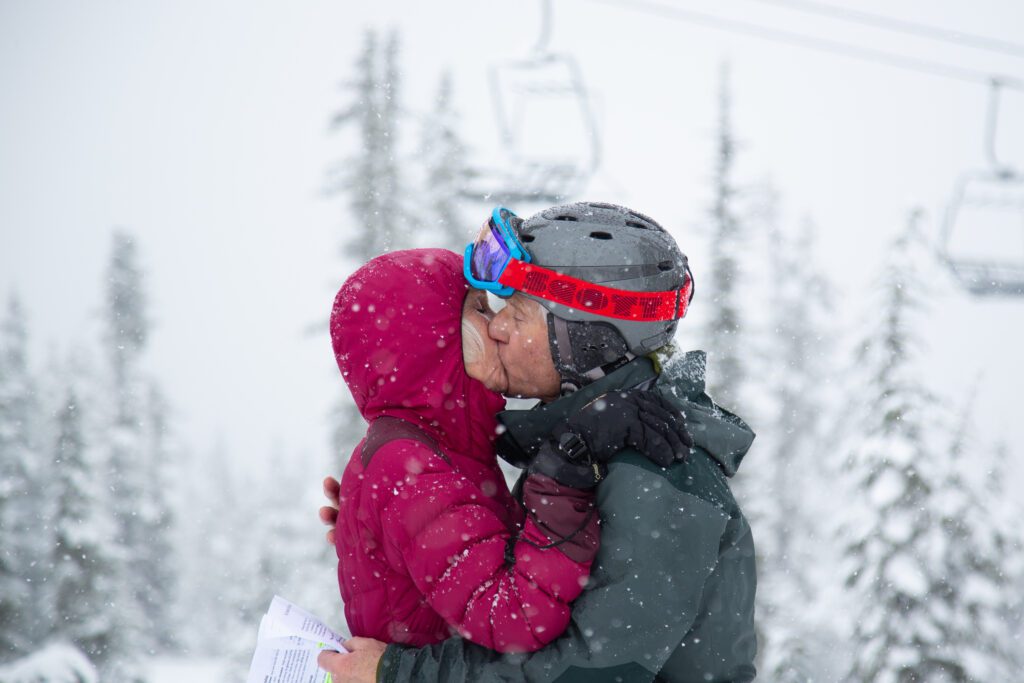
{"left": 245, "top": 596, "right": 348, "bottom": 683}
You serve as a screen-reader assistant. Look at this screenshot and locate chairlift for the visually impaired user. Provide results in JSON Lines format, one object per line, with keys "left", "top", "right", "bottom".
{"left": 474, "top": 0, "right": 602, "bottom": 204}
{"left": 940, "top": 79, "right": 1024, "bottom": 296}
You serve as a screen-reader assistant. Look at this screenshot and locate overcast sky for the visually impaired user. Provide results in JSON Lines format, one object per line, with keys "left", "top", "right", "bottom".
{"left": 2, "top": 0, "right": 1022, "bottom": 483}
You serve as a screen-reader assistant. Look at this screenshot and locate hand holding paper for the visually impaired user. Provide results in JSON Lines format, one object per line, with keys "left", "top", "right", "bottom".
{"left": 317, "top": 638, "right": 386, "bottom": 683}
{"left": 246, "top": 596, "right": 348, "bottom": 683}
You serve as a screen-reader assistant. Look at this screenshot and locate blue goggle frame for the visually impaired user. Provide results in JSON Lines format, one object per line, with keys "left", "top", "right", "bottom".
{"left": 463, "top": 206, "right": 532, "bottom": 297}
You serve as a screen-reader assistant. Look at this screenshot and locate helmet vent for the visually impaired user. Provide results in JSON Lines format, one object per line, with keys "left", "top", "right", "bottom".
{"left": 555, "top": 215, "right": 579, "bottom": 222}
{"left": 589, "top": 231, "right": 613, "bottom": 240}
{"left": 657, "top": 260, "right": 674, "bottom": 271}
{"left": 625, "top": 220, "right": 650, "bottom": 230}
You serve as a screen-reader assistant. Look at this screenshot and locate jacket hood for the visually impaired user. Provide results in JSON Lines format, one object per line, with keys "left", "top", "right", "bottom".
{"left": 656, "top": 349, "right": 755, "bottom": 477}
{"left": 496, "top": 350, "right": 754, "bottom": 477}
{"left": 330, "top": 249, "right": 506, "bottom": 460}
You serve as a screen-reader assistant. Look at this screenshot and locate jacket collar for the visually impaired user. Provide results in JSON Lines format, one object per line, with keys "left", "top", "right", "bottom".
{"left": 495, "top": 357, "right": 659, "bottom": 468}
{"left": 496, "top": 350, "right": 755, "bottom": 477}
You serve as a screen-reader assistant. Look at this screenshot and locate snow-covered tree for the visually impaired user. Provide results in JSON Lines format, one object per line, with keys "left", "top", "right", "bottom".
{"left": 703, "top": 64, "right": 747, "bottom": 411}
{"left": 0, "top": 294, "right": 43, "bottom": 659}
{"left": 100, "top": 231, "right": 152, "bottom": 675}
{"left": 255, "top": 447, "right": 339, "bottom": 621}
{"left": 136, "top": 383, "right": 179, "bottom": 650}
{"left": 928, "top": 390, "right": 1022, "bottom": 680}
{"left": 991, "top": 440, "right": 1024, "bottom": 669}
{"left": 173, "top": 439, "right": 252, "bottom": 656}
{"left": 841, "top": 210, "right": 978, "bottom": 682}
{"left": 50, "top": 383, "right": 118, "bottom": 663}
{"left": 104, "top": 233, "right": 149, "bottom": 410}
{"left": 0, "top": 642, "right": 98, "bottom": 683}
{"left": 755, "top": 213, "right": 837, "bottom": 682}
{"left": 325, "top": 29, "right": 417, "bottom": 487}
{"left": 695, "top": 67, "right": 769, "bottom": 671}
{"left": 329, "top": 29, "right": 411, "bottom": 261}
{"left": 417, "top": 70, "right": 477, "bottom": 252}
{"left": 761, "top": 216, "right": 833, "bottom": 574}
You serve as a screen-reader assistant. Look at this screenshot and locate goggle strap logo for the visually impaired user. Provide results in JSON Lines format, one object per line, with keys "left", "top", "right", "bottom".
{"left": 501, "top": 260, "right": 689, "bottom": 322}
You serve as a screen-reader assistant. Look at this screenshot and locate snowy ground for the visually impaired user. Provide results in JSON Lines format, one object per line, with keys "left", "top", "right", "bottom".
{"left": 147, "top": 657, "right": 228, "bottom": 683}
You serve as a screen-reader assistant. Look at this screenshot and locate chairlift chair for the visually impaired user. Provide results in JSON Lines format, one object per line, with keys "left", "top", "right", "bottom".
{"left": 940, "top": 79, "right": 1024, "bottom": 296}
{"left": 941, "top": 170, "right": 1024, "bottom": 295}
{"left": 475, "top": 0, "right": 602, "bottom": 205}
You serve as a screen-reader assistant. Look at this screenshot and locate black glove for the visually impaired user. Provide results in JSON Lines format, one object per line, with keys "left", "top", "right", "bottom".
{"left": 567, "top": 389, "right": 693, "bottom": 465}
{"left": 529, "top": 389, "right": 693, "bottom": 488}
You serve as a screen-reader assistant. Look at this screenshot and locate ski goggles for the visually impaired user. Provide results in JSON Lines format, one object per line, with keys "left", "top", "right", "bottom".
{"left": 464, "top": 207, "right": 694, "bottom": 322}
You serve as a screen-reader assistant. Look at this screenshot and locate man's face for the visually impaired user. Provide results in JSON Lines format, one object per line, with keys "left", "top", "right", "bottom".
{"left": 487, "top": 293, "right": 561, "bottom": 402}
{"left": 462, "top": 289, "right": 508, "bottom": 394}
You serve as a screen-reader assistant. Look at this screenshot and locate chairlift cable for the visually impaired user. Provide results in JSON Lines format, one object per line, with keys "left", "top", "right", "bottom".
{"left": 589, "top": 0, "right": 1024, "bottom": 91}
{"left": 743, "top": 0, "right": 1024, "bottom": 60}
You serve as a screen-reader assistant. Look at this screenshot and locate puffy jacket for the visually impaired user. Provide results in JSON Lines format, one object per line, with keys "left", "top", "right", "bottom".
{"left": 378, "top": 350, "right": 758, "bottom": 682}
{"left": 330, "top": 249, "right": 599, "bottom": 654}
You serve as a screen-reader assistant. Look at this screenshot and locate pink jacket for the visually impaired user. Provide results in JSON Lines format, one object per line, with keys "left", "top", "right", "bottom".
{"left": 330, "top": 249, "right": 598, "bottom": 653}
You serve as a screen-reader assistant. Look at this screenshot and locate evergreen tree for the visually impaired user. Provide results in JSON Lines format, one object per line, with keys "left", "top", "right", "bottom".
{"left": 697, "top": 67, "right": 763, "bottom": 670}
{"left": 0, "top": 294, "right": 41, "bottom": 659}
{"left": 254, "top": 446, "right": 296, "bottom": 599}
{"left": 329, "top": 29, "right": 411, "bottom": 261}
{"left": 174, "top": 439, "right": 239, "bottom": 656}
{"left": 418, "top": 70, "right": 477, "bottom": 252}
{"left": 101, "top": 231, "right": 151, "bottom": 674}
{"left": 841, "top": 210, "right": 965, "bottom": 682}
{"left": 756, "top": 215, "right": 836, "bottom": 682}
{"left": 136, "top": 383, "right": 178, "bottom": 650}
{"left": 325, "top": 31, "right": 399, "bottom": 466}
{"left": 380, "top": 30, "right": 405, "bottom": 238}
{"left": 929, "top": 391, "right": 1021, "bottom": 680}
{"left": 104, "top": 233, "right": 149, "bottom": 411}
{"left": 255, "top": 447, "right": 339, "bottom": 618}
{"left": 50, "top": 384, "right": 118, "bottom": 663}
{"left": 703, "top": 63, "right": 746, "bottom": 410}
{"left": 993, "top": 440, "right": 1024, "bottom": 672}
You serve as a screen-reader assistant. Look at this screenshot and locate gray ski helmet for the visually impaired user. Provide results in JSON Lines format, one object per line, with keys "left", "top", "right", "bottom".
{"left": 516, "top": 201, "right": 693, "bottom": 358}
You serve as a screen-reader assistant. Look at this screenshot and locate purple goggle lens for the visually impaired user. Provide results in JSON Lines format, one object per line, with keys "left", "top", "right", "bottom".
{"left": 470, "top": 218, "right": 511, "bottom": 283}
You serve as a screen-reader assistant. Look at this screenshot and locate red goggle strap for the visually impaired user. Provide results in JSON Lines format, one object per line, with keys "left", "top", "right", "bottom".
{"left": 499, "top": 259, "right": 692, "bottom": 322}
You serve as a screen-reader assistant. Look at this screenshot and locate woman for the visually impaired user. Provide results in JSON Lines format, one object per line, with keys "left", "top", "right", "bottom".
{"left": 329, "top": 249, "right": 680, "bottom": 654}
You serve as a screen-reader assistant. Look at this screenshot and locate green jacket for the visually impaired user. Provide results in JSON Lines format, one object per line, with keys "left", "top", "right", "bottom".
{"left": 378, "top": 351, "right": 757, "bottom": 683}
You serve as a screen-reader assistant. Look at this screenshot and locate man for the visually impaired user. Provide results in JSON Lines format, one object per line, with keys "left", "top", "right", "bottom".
{"left": 320, "top": 202, "right": 757, "bottom": 682}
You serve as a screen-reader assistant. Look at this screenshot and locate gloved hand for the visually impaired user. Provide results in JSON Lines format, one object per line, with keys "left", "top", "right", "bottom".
{"left": 566, "top": 389, "right": 694, "bottom": 466}
{"left": 529, "top": 389, "right": 693, "bottom": 489}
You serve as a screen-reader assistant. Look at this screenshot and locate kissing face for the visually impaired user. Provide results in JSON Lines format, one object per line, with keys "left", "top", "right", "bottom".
{"left": 487, "top": 294, "right": 561, "bottom": 402}
{"left": 462, "top": 289, "right": 509, "bottom": 395}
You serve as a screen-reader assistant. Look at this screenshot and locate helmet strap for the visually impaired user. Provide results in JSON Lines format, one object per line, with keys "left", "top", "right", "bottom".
{"left": 546, "top": 314, "right": 633, "bottom": 395}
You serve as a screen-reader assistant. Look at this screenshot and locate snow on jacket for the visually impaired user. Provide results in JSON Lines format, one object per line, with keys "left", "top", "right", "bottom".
{"left": 378, "top": 350, "right": 758, "bottom": 683}
{"left": 329, "top": 248, "right": 599, "bottom": 654}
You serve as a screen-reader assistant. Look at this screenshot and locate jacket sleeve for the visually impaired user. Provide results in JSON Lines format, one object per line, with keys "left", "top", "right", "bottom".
{"left": 377, "top": 455, "right": 745, "bottom": 683}
{"left": 370, "top": 440, "right": 599, "bottom": 654}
